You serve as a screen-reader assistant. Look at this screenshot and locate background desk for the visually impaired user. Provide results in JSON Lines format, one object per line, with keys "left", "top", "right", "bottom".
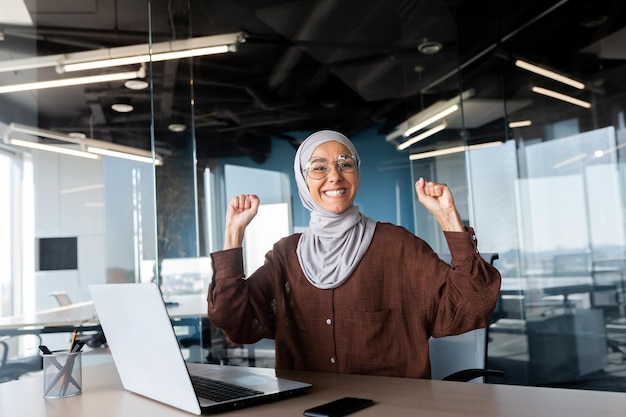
{"left": 1, "top": 360, "right": 624, "bottom": 417}
{"left": 0, "top": 294, "right": 208, "bottom": 337}
{"left": 499, "top": 276, "right": 618, "bottom": 297}
{"left": 0, "top": 302, "right": 99, "bottom": 337}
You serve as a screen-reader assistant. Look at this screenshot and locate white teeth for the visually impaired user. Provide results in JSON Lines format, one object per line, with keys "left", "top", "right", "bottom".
{"left": 324, "top": 189, "right": 345, "bottom": 197}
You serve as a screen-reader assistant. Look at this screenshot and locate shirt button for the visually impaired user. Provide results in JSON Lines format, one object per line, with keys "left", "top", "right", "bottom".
{"left": 330, "top": 357, "right": 336, "bottom": 364}
{"left": 325, "top": 318, "right": 332, "bottom": 325}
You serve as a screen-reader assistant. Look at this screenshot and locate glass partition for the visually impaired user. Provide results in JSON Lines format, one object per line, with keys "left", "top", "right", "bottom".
{"left": 415, "top": 1, "right": 626, "bottom": 390}
{"left": 0, "top": 2, "right": 159, "bottom": 358}
{"left": 2, "top": 0, "right": 626, "bottom": 394}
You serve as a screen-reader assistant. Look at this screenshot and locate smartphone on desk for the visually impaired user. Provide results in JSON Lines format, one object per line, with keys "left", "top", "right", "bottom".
{"left": 303, "top": 397, "right": 374, "bottom": 417}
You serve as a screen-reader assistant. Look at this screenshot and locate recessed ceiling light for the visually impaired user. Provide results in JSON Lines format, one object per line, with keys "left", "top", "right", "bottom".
{"left": 168, "top": 123, "right": 186, "bottom": 132}
{"left": 124, "top": 79, "right": 149, "bottom": 90}
{"left": 111, "top": 103, "right": 134, "bottom": 113}
{"left": 508, "top": 120, "right": 532, "bottom": 128}
{"left": 417, "top": 40, "right": 443, "bottom": 55}
{"left": 321, "top": 100, "right": 338, "bottom": 108}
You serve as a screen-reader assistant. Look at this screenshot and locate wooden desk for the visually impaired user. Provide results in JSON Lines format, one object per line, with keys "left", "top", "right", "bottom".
{"left": 1, "top": 360, "right": 624, "bottom": 417}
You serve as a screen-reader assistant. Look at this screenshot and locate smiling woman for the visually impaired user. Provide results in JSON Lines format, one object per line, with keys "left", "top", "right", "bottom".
{"left": 207, "top": 129, "right": 501, "bottom": 379}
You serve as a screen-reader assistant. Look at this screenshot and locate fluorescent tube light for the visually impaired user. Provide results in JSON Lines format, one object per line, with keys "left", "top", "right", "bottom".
{"left": 403, "top": 105, "right": 458, "bottom": 137}
{"left": 82, "top": 137, "right": 162, "bottom": 165}
{"left": 4, "top": 123, "right": 162, "bottom": 165}
{"left": 508, "top": 120, "right": 532, "bottom": 128}
{"left": 409, "top": 142, "right": 502, "bottom": 160}
{"left": 0, "top": 55, "right": 62, "bottom": 73}
{"left": 60, "top": 184, "right": 105, "bottom": 195}
{"left": 531, "top": 86, "right": 591, "bottom": 109}
{"left": 8, "top": 138, "right": 99, "bottom": 159}
{"left": 0, "top": 32, "right": 243, "bottom": 74}
{"left": 8, "top": 123, "right": 85, "bottom": 143}
{"left": 410, "top": 145, "right": 466, "bottom": 160}
{"left": 397, "top": 122, "right": 447, "bottom": 150}
{"left": 0, "top": 69, "right": 143, "bottom": 94}
{"left": 58, "top": 33, "right": 243, "bottom": 73}
{"left": 87, "top": 147, "right": 161, "bottom": 165}
{"left": 515, "top": 60, "right": 584, "bottom": 90}
{"left": 553, "top": 153, "right": 588, "bottom": 169}
{"left": 62, "top": 45, "right": 231, "bottom": 72}
{"left": 386, "top": 89, "right": 474, "bottom": 143}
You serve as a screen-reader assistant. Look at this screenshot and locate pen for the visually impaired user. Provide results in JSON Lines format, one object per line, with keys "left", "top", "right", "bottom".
{"left": 71, "top": 340, "right": 85, "bottom": 353}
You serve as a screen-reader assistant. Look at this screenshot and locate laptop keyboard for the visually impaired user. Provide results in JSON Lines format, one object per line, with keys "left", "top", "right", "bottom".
{"left": 190, "top": 375, "right": 264, "bottom": 402}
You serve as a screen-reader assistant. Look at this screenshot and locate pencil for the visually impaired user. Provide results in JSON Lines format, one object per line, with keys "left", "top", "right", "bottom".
{"left": 57, "top": 329, "right": 78, "bottom": 396}
{"left": 68, "top": 329, "right": 78, "bottom": 352}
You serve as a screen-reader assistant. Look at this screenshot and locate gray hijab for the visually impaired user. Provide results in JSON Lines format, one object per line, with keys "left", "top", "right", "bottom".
{"left": 294, "top": 130, "right": 376, "bottom": 289}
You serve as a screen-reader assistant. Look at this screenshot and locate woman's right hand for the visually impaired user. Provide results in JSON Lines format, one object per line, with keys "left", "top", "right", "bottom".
{"left": 224, "top": 194, "right": 260, "bottom": 249}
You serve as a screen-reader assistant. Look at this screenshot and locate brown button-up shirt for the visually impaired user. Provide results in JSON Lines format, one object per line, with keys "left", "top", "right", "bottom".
{"left": 208, "top": 222, "right": 501, "bottom": 378}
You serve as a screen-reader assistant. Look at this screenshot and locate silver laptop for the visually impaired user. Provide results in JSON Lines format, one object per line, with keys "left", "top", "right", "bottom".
{"left": 89, "top": 283, "right": 311, "bottom": 415}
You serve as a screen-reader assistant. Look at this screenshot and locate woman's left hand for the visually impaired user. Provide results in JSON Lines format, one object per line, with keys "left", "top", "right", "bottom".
{"left": 414, "top": 177, "right": 464, "bottom": 232}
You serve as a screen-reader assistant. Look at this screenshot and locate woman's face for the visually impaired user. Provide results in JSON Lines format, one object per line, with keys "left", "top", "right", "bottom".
{"left": 304, "top": 140, "right": 359, "bottom": 214}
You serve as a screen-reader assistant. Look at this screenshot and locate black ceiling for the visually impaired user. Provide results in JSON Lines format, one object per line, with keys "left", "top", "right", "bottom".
{"left": 1, "top": 0, "right": 625, "bottom": 163}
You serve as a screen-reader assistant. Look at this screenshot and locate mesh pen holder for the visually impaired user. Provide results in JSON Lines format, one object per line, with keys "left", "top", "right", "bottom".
{"left": 42, "top": 350, "right": 82, "bottom": 398}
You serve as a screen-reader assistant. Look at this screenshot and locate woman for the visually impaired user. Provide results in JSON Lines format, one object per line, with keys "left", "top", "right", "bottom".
{"left": 207, "top": 130, "right": 501, "bottom": 378}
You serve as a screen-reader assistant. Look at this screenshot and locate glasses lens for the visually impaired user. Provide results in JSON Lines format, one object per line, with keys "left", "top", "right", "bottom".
{"left": 337, "top": 155, "right": 357, "bottom": 173}
{"left": 305, "top": 155, "right": 358, "bottom": 179}
{"left": 306, "top": 160, "right": 330, "bottom": 180}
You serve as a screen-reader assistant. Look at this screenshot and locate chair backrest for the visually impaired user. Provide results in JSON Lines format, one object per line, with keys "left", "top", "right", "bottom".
{"left": 428, "top": 328, "right": 486, "bottom": 382}
{"left": 49, "top": 291, "right": 73, "bottom": 306}
{"left": 0, "top": 334, "right": 43, "bottom": 383}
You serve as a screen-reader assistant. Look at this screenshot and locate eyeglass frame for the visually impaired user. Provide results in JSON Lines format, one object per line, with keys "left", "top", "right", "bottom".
{"left": 302, "top": 154, "right": 360, "bottom": 180}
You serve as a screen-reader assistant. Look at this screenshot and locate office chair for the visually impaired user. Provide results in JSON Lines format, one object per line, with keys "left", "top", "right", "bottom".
{"left": 49, "top": 291, "right": 72, "bottom": 306}
{"left": 429, "top": 253, "right": 504, "bottom": 383}
{"left": 0, "top": 334, "right": 44, "bottom": 383}
{"left": 429, "top": 327, "right": 504, "bottom": 382}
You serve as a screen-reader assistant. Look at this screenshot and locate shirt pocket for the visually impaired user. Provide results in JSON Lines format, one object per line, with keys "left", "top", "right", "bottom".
{"left": 343, "top": 309, "right": 406, "bottom": 375}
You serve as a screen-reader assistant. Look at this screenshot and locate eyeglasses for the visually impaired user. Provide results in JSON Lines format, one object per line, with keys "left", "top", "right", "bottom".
{"left": 303, "top": 154, "right": 359, "bottom": 180}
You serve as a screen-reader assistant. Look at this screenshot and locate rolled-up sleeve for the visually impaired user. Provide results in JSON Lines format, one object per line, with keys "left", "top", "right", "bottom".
{"left": 428, "top": 227, "right": 502, "bottom": 337}
{"left": 207, "top": 248, "right": 275, "bottom": 344}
